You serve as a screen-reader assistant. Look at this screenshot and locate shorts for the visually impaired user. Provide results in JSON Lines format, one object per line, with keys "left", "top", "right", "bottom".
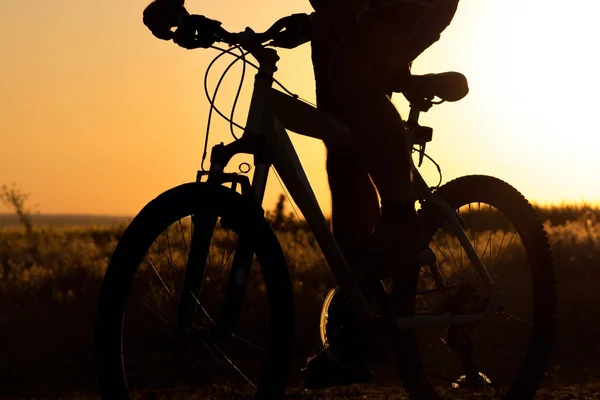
{"left": 310, "top": 0, "right": 460, "bottom": 109}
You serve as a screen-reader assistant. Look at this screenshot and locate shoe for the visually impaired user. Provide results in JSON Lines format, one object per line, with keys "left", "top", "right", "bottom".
{"left": 371, "top": 216, "right": 436, "bottom": 279}
{"left": 301, "top": 350, "right": 372, "bottom": 389}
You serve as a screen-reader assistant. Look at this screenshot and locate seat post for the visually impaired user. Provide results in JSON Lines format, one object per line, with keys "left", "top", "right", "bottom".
{"left": 408, "top": 107, "right": 421, "bottom": 124}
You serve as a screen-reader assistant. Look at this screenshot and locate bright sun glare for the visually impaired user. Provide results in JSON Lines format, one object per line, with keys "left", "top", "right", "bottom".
{"left": 412, "top": 0, "right": 600, "bottom": 205}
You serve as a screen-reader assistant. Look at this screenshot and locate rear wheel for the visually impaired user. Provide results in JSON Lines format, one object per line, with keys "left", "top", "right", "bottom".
{"left": 395, "top": 175, "right": 556, "bottom": 399}
{"left": 95, "top": 183, "right": 294, "bottom": 399}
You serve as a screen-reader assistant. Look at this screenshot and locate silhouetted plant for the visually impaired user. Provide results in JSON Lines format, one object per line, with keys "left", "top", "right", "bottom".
{"left": 0, "top": 182, "right": 37, "bottom": 235}
{"left": 269, "top": 194, "right": 287, "bottom": 231}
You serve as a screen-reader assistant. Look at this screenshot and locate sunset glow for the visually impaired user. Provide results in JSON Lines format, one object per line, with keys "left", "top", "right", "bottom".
{"left": 1, "top": 0, "right": 599, "bottom": 216}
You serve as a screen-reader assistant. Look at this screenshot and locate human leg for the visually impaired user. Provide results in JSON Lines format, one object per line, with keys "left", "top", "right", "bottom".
{"left": 328, "top": 15, "right": 417, "bottom": 219}
{"left": 327, "top": 13, "right": 435, "bottom": 279}
{"left": 301, "top": 13, "right": 380, "bottom": 388}
{"left": 310, "top": 12, "right": 380, "bottom": 273}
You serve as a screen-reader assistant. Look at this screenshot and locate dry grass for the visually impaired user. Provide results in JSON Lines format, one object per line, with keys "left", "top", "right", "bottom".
{"left": 1, "top": 204, "right": 600, "bottom": 399}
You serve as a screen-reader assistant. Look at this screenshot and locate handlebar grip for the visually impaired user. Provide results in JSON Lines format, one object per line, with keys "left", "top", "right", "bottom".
{"left": 178, "top": 14, "right": 234, "bottom": 43}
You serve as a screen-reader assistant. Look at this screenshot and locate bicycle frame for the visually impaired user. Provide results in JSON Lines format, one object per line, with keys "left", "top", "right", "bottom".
{"left": 203, "top": 45, "right": 499, "bottom": 330}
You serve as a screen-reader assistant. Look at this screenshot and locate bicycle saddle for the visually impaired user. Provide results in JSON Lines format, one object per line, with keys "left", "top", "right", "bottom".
{"left": 392, "top": 71, "right": 469, "bottom": 103}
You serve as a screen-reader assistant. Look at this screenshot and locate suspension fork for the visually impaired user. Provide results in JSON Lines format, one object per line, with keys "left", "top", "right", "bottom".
{"left": 215, "top": 163, "right": 271, "bottom": 333}
{"left": 176, "top": 164, "right": 270, "bottom": 335}
{"left": 176, "top": 183, "right": 219, "bottom": 332}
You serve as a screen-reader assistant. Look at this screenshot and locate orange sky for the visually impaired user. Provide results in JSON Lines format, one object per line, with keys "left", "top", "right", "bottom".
{"left": 1, "top": 0, "right": 599, "bottom": 216}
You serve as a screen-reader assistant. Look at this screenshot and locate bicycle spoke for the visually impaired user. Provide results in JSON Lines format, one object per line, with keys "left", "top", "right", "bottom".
{"left": 179, "top": 219, "right": 189, "bottom": 258}
{"left": 431, "top": 240, "right": 458, "bottom": 274}
{"left": 145, "top": 255, "right": 175, "bottom": 301}
{"left": 134, "top": 295, "right": 169, "bottom": 325}
{"left": 442, "top": 234, "right": 461, "bottom": 275}
{"left": 153, "top": 239, "right": 180, "bottom": 283}
{"left": 136, "top": 273, "right": 176, "bottom": 305}
{"left": 218, "top": 230, "right": 232, "bottom": 278}
{"left": 219, "top": 229, "right": 231, "bottom": 267}
{"left": 432, "top": 240, "right": 461, "bottom": 279}
{"left": 192, "top": 333, "right": 228, "bottom": 372}
{"left": 480, "top": 229, "right": 494, "bottom": 264}
{"left": 500, "top": 311, "right": 533, "bottom": 326}
{"left": 214, "top": 344, "right": 257, "bottom": 388}
{"left": 494, "top": 230, "right": 508, "bottom": 269}
{"left": 222, "top": 237, "right": 237, "bottom": 276}
{"left": 487, "top": 205, "right": 494, "bottom": 275}
{"left": 191, "top": 280, "right": 264, "bottom": 383}
{"left": 165, "top": 228, "right": 173, "bottom": 265}
{"left": 494, "top": 230, "right": 518, "bottom": 277}
{"left": 191, "top": 291, "right": 215, "bottom": 325}
{"left": 230, "top": 333, "right": 266, "bottom": 353}
{"left": 440, "top": 234, "right": 463, "bottom": 280}
{"left": 466, "top": 227, "right": 496, "bottom": 290}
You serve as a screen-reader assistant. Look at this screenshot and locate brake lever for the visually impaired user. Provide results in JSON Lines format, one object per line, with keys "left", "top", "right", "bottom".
{"left": 215, "top": 26, "right": 237, "bottom": 46}
{"left": 235, "top": 27, "right": 255, "bottom": 46}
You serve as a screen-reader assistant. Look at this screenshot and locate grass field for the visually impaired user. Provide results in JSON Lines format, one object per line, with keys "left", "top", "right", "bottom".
{"left": 1, "top": 202, "right": 600, "bottom": 399}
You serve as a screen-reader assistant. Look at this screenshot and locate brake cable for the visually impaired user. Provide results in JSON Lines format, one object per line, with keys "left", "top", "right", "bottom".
{"left": 201, "top": 43, "right": 305, "bottom": 171}
{"left": 201, "top": 42, "right": 442, "bottom": 191}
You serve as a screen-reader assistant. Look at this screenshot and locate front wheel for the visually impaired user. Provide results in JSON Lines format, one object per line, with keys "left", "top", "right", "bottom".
{"left": 95, "top": 183, "right": 294, "bottom": 399}
{"left": 395, "top": 175, "right": 557, "bottom": 399}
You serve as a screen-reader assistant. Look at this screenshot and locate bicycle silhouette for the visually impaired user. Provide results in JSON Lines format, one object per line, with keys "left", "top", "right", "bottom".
{"left": 95, "top": 16, "right": 556, "bottom": 400}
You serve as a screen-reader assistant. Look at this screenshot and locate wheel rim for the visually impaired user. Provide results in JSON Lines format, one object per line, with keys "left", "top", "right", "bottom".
{"left": 120, "top": 216, "right": 271, "bottom": 396}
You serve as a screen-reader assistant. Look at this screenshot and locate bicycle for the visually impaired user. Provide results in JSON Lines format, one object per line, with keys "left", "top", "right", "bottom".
{"left": 95, "top": 15, "right": 557, "bottom": 400}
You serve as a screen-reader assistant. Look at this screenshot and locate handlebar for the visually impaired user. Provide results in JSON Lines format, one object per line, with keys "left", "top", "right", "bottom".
{"left": 177, "top": 14, "right": 289, "bottom": 50}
